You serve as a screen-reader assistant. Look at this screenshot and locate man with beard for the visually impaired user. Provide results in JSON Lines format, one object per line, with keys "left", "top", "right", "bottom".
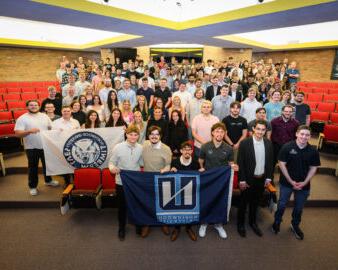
{"left": 291, "top": 92, "right": 311, "bottom": 126}
{"left": 141, "top": 126, "right": 172, "bottom": 238}
{"left": 198, "top": 123, "right": 234, "bottom": 239}
{"left": 15, "top": 100, "right": 59, "bottom": 196}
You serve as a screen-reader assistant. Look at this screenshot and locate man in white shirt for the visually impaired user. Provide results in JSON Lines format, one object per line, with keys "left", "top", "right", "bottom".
{"left": 52, "top": 106, "right": 80, "bottom": 131}
{"left": 14, "top": 100, "right": 59, "bottom": 196}
{"left": 75, "top": 72, "right": 91, "bottom": 96}
{"left": 240, "top": 88, "right": 262, "bottom": 122}
{"left": 172, "top": 82, "right": 192, "bottom": 109}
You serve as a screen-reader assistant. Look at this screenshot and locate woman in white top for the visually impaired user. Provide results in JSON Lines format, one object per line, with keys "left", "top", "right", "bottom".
{"left": 86, "top": 95, "right": 105, "bottom": 123}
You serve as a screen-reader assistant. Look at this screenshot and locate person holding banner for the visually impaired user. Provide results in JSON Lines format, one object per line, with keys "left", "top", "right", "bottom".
{"left": 52, "top": 106, "right": 80, "bottom": 187}
{"left": 14, "top": 100, "right": 60, "bottom": 196}
{"left": 141, "top": 125, "right": 172, "bottom": 238}
{"left": 109, "top": 125, "right": 143, "bottom": 241}
{"left": 198, "top": 122, "right": 234, "bottom": 239}
{"left": 237, "top": 119, "right": 274, "bottom": 238}
{"left": 170, "top": 141, "right": 199, "bottom": 241}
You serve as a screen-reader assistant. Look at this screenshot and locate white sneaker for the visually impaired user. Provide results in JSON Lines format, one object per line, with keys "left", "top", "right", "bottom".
{"left": 199, "top": 224, "right": 208, "bottom": 237}
{"left": 29, "top": 188, "right": 38, "bottom": 196}
{"left": 214, "top": 224, "right": 227, "bottom": 239}
{"left": 45, "top": 180, "right": 60, "bottom": 187}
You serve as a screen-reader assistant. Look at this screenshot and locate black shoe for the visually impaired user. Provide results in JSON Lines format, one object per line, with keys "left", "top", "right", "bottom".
{"left": 291, "top": 224, "right": 304, "bottom": 240}
{"left": 271, "top": 222, "right": 280, "bottom": 234}
{"left": 118, "top": 229, "right": 125, "bottom": 241}
{"left": 250, "top": 223, "right": 263, "bottom": 237}
{"left": 237, "top": 225, "right": 246, "bottom": 238}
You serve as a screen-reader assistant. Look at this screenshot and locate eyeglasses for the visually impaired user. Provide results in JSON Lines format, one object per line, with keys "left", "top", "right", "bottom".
{"left": 150, "top": 133, "right": 160, "bottom": 136}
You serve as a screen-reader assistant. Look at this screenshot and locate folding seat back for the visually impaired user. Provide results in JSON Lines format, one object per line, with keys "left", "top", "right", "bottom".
{"left": 38, "top": 93, "right": 49, "bottom": 100}
{"left": 317, "top": 102, "right": 335, "bottom": 112}
{"left": 21, "top": 87, "right": 36, "bottom": 93}
{"left": 0, "top": 111, "right": 13, "bottom": 123}
{"left": 323, "top": 94, "right": 338, "bottom": 103}
{"left": 13, "top": 110, "right": 27, "bottom": 120}
{"left": 21, "top": 93, "right": 38, "bottom": 101}
{"left": 310, "top": 111, "right": 329, "bottom": 122}
{"left": 306, "top": 93, "right": 323, "bottom": 102}
{"left": 328, "top": 89, "right": 338, "bottom": 95}
{"left": 302, "top": 88, "right": 312, "bottom": 94}
{"left": 101, "top": 168, "right": 116, "bottom": 191}
{"left": 0, "top": 88, "right": 7, "bottom": 95}
{"left": 323, "top": 125, "right": 338, "bottom": 143}
{"left": 6, "top": 87, "right": 21, "bottom": 94}
{"left": 0, "top": 102, "right": 7, "bottom": 111}
{"left": 3, "top": 93, "right": 21, "bottom": 101}
{"left": 0, "top": 123, "right": 15, "bottom": 137}
{"left": 312, "top": 88, "right": 328, "bottom": 94}
{"left": 4, "top": 82, "right": 19, "bottom": 88}
{"left": 305, "top": 102, "right": 317, "bottom": 111}
{"left": 330, "top": 112, "right": 338, "bottom": 125}
{"left": 32, "top": 82, "right": 44, "bottom": 87}
{"left": 73, "top": 168, "right": 101, "bottom": 191}
{"left": 20, "top": 82, "right": 32, "bottom": 87}
{"left": 35, "top": 87, "right": 47, "bottom": 93}
{"left": 7, "top": 101, "right": 26, "bottom": 111}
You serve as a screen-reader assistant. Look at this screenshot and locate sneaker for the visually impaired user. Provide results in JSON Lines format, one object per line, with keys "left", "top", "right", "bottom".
{"left": 214, "top": 224, "right": 227, "bottom": 239}
{"left": 290, "top": 224, "right": 304, "bottom": 240}
{"left": 45, "top": 180, "right": 60, "bottom": 187}
{"left": 199, "top": 224, "right": 208, "bottom": 238}
{"left": 29, "top": 188, "right": 38, "bottom": 196}
{"left": 271, "top": 222, "right": 280, "bottom": 234}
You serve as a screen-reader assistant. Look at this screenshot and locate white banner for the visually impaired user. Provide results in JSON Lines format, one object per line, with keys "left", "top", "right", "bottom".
{"left": 41, "top": 127, "right": 125, "bottom": 176}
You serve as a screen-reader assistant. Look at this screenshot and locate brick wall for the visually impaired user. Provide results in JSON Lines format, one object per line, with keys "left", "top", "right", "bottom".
{"left": 0, "top": 47, "right": 100, "bottom": 81}
{"left": 253, "top": 49, "right": 336, "bottom": 82}
{"left": 136, "top": 46, "right": 150, "bottom": 63}
{"left": 203, "top": 47, "right": 252, "bottom": 63}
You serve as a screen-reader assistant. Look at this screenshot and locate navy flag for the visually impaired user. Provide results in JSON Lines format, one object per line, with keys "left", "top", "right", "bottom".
{"left": 120, "top": 166, "right": 233, "bottom": 226}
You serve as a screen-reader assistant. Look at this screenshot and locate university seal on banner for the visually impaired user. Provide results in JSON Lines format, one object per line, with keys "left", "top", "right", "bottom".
{"left": 63, "top": 131, "right": 108, "bottom": 168}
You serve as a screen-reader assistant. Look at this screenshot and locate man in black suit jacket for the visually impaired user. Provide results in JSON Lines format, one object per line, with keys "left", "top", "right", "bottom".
{"left": 237, "top": 119, "right": 274, "bottom": 237}
{"left": 228, "top": 82, "right": 242, "bottom": 102}
{"left": 205, "top": 76, "right": 221, "bottom": 101}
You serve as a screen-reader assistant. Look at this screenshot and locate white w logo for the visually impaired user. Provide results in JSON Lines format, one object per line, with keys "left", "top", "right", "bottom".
{"left": 162, "top": 180, "right": 193, "bottom": 207}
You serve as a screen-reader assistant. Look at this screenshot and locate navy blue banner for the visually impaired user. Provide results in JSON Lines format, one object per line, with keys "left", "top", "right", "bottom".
{"left": 120, "top": 166, "right": 233, "bottom": 225}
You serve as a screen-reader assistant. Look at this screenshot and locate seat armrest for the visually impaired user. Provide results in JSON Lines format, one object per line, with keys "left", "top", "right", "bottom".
{"left": 62, "top": 184, "right": 74, "bottom": 196}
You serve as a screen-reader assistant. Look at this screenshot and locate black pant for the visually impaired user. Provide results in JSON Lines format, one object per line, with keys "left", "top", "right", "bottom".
{"left": 26, "top": 149, "right": 52, "bottom": 188}
{"left": 116, "top": 184, "right": 127, "bottom": 230}
{"left": 237, "top": 177, "right": 265, "bottom": 225}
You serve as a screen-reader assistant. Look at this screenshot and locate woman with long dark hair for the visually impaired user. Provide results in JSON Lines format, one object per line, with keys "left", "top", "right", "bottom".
{"left": 105, "top": 108, "right": 127, "bottom": 128}
{"left": 104, "top": 90, "right": 119, "bottom": 121}
{"left": 168, "top": 110, "right": 188, "bottom": 158}
{"left": 82, "top": 110, "right": 101, "bottom": 129}
{"left": 71, "top": 100, "right": 86, "bottom": 126}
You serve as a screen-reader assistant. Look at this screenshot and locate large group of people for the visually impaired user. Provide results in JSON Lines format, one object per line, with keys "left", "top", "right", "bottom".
{"left": 14, "top": 55, "right": 320, "bottom": 242}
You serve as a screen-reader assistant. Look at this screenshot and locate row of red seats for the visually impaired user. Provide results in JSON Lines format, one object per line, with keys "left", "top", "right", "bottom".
{"left": 310, "top": 111, "right": 338, "bottom": 125}
{"left": 306, "top": 102, "right": 338, "bottom": 112}
{"left": 0, "top": 93, "right": 49, "bottom": 102}
{"left": 0, "top": 100, "right": 45, "bottom": 111}
{"left": 297, "top": 82, "right": 338, "bottom": 88}
{"left": 0, "top": 87, "right": 51, "bottom": 94}
{"left": 298, "top": 88, "right": 338, "bottom": 95}
{"left": 318, "top": 125, "right": 338, "bottom": 149}
{"left": 0, "top": 110, "right": 27, "bottom": 123}
{"left": 0, "top": 81, "right": 59, "bottom": 88}
{"left": 305, "top": 93, "right": 338, "bottom": 103}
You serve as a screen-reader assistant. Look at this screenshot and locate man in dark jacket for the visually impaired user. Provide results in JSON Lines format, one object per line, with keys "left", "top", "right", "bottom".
{"left": 237, "top": 119, "right": 274, "bottom": 238}
{"left": 205, "top": 76, "right": 221, "bottom": 101}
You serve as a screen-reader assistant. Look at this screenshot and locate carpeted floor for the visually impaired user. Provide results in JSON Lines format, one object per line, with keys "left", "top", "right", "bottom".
{"left": 0, "top": 208, "right": 337, "bottom": 270}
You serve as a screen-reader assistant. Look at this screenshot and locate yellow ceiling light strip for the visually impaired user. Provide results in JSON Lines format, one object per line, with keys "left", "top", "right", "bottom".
{"left": 32, "top": 0, "right": 334, "bottom": 30}
{"left": 214, "top": 35, "right": 338, "bottom": 50}
{"left": 151, "top": 48, "right": 202, "bottom": 53}
{"left": 0, "top": 34, "right": 141, "bottom": 49}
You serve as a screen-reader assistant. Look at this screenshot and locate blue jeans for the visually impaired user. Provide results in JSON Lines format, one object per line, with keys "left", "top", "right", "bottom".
{"left": 274, "top": 184, "right": 310, "bottom": 226}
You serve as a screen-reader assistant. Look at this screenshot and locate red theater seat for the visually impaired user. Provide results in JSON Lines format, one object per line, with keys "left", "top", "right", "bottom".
{"left": 21, "top": 87, "right": 36, "bottom": 93}
{"left": 310, "top": 111, "right": 329, "bottom": 123}
{"left": 13, "top": 110, "right": 27, "bottom": 120}
{"left": 3, "top": 93, "right": 21, "bottom": 101}
{"left": 21, "top": 93, "right": 38, "bottom": 101}
{"left": 323, "top": 94, "right": 338, "bottom": 103}
{"left": 305, "top": 102, "right": 318, "bottom": 111}
{"left": 318, "top": 124, "right": 338, "bottom": 149}
{"left": 38, "top": 93, "right": 49, "bottom": 100}
{"left": 101, "top": 168, "right": 116, "bottom": 196}
{"left": 317, "top": 102, "right": 335, "bottom": 112}
{"left": 6, "top": 88, "right": 21, "bottom": 94}
{"left": 0, "top": 111, "right": 13, "bottom": 123}
{"left": 7, "top": 101, "right": 26, "bottom": 111}
{"left": 0, "top": 88, "right": 7, "bottom": 95}
{"left": 330, "top": 113, "right": 338, "bottom": 125}
{"left": 0, "top": 102, "right": 7, "bottom": 111}
{"left": 329, "top": 89, "right": 338, "bottom": 95}
{"left": 35, "top": 87, "right": 47, "bottom": 93}
{"left": 312, "top": 88, "right": 328, "bottom": 94}
{"left": 306, "top": 93, "right": 323, "bottom": 102}
{"left": 0, "top": 123, "right": 15, "bottom": 137}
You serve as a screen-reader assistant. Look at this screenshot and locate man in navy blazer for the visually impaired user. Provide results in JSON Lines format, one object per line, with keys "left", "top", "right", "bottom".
{"left": 205, "top": 76, "right": 221, "bottom": 101}
{"left": 237, "top": 119, "right": 274, "bottom": 237}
